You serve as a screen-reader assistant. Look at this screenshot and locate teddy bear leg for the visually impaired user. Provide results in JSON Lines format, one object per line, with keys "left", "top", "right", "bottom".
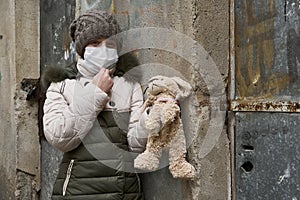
{"left": 168, "top": 133, "right": 196, "bottom": 179}
{"left": 169, "top": 154, "right": 196, "bottom": 179}
{"left": 134, "top": 148, "right": 162, "bottom": 171}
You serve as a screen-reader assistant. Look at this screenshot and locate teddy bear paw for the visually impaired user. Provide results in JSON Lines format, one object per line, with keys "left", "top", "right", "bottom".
{"left": 134, "top": 151, "right": 160, "bottom": 171}
{"left": 169, "top": 162, "right": 196, "bottom": 179}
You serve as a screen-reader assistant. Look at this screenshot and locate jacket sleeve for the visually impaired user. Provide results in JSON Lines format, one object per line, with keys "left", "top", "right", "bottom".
{"left": 43, "top": 80, "right": 109, "bottom": 152}
{"left": 127, "top": 83, "right": 149, "bottom": 153}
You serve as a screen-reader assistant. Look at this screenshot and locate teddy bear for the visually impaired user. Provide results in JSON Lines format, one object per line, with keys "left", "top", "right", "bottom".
{"left": 134, "top": 75, "right": 196, "bottom": 179}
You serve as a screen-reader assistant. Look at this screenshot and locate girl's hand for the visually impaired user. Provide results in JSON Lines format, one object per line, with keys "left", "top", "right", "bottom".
{"left": 92, "top": 68, "right": 114, "bottom": 93}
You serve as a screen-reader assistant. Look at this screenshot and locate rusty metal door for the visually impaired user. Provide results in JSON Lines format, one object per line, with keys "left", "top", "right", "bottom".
{"left": 232, "top": 0, "right": 300, "bottom": 199}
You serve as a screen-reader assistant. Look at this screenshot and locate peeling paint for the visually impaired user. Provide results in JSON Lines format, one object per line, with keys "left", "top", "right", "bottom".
{"left": 235, "top": 0, "right": 300, "bottom": 98}
{"left": 285, "top": 0, "right": 300, "bottom": 17}
{"left": 278, "top": 164, "right": 291, "bottom": 184}
{"left": 235, "top": 0, "right": 276, "bottom": 98}
{"left": 64, "top": 49, "right": 69, "bottom": 60}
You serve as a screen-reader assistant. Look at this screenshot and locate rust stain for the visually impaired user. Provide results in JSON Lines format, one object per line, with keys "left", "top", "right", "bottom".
{"left": 64, "top": 32, "right": 71, "bottom": 50}
{"left": 234, "top": 0, "right": 292, "bottom": 98}
{"left": 230, "top": 100, "right": 300, "bottom": 112}
{"left": 269, "top": 72, "right": 291, "bottom": 94}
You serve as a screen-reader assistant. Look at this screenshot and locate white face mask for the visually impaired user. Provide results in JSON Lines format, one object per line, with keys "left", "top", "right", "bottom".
{"left": 78, "top": 45, "right": 118, "bottom": 77}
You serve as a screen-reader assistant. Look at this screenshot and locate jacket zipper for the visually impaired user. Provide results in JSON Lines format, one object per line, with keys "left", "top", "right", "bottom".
{"left": 62, "top": 159, "right": 74, "bottom": 196}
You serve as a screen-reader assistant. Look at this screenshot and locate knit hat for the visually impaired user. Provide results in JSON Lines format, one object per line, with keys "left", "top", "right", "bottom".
{"left": 69, "top": 10, "right": 121, "bottom": 58}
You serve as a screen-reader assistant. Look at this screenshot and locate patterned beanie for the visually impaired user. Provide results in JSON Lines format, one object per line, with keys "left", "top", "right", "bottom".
{"left": 69, "top": 10, "right": 121, "bottom": 58}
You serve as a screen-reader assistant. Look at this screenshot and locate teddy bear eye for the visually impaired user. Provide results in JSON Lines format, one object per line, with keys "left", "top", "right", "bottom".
{"left": 148, "top": 78, "right": 158, "bottom": 83}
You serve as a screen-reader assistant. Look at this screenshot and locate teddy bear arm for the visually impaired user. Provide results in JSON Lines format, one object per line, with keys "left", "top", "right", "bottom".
{"left": 145, "top": 104, "right": 163, "bottom": 136}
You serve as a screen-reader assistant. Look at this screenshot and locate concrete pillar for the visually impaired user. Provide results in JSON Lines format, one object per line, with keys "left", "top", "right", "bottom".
{"left": 0, "top": 0, "right": 40, "bottom": 199}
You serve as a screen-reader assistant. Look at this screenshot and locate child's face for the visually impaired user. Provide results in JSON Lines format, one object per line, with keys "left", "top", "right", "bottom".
{"left": 87, "top": 38, "right": 117, "bottom": 49}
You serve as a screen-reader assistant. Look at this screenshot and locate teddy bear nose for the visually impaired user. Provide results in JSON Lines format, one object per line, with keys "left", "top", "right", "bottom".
{"left": 151, "top": 83, "right": 159, "bottom": 90}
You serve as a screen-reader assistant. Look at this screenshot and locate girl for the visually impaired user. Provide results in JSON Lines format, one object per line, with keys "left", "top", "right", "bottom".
{"left": 43, "top": 10, "right": 147, "bottom": 200}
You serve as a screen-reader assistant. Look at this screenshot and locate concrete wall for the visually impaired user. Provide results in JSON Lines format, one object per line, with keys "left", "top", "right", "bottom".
{"left": 78, "top": 0, "right": 230, "bottom": 199}
{"left": 0, "top": 0, "right": 40, "bottom": 199}
{"left": 0, "top": 0, "right": 230, "bottom": 199}
{"left": 3, "top": 0, "right": 300, "bottom": 199}
{"left": 190, "top": 1, "right": 229, "bottom": 199}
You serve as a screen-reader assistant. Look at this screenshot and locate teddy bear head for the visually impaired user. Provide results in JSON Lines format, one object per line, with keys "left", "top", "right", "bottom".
{"left": 146, "top": 75, "right": 192, "bottom": 100}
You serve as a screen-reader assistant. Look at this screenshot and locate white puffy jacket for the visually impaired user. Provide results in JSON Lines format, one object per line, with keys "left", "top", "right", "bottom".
{"left": 43, "top": 76, "right": 148, "bottom": 153}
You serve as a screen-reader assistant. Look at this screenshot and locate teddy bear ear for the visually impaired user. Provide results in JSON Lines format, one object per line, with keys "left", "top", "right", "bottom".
{"left": 171, "top": 77, "right": 192, "bottom": 100}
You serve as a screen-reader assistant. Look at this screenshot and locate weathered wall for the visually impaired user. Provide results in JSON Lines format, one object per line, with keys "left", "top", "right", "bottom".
{"left": 0, "top": 1, "right": 17, "bottom": 199}
{"left": 232, "top": 0, "right": 300, "bottom": 199}
{"left": 0, "top": 0, "right": 230, "bottom": 199}
{"left": 2, "top": 0, "right": 298, "bottom": 199}
{"left": 234, "top": 0, "right": 300, "bottom": 100}
{"left": 37, "top": 0, "right": 230, "bottom": 199}
{"left": 190, "top": 1, "right": 230, "bottom": 199}
{"left": 0, "top": 0, "right": 40, "bottom": 199}
{"left": 39, "top": 1, "right": 76, "bottom": 199}
{"left": 77, "top": 0, "right": 230, "bottom": 199}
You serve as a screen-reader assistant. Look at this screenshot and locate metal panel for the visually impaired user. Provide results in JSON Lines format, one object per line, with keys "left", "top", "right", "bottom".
{"left": 40, "top": 0, "right": 75, "bottom": 199}
{"left": 234, "top": 0, "right": 300, "bottom": 99}
{"left": 233, "top": 1, "right": 300, "bottom": 199}
{"left": 235, "top": 112, "right": 300, "bottom": 199}
{"left": 40, "top": 0, "right": 76, "bottom": 68}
